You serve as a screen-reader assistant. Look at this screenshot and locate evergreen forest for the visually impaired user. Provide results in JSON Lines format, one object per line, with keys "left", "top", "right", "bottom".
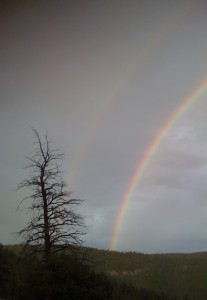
{"left": 1, "top": 244, "right": 207, "bottom": 300}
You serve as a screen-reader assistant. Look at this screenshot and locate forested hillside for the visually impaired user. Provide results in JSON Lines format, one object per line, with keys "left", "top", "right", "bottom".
{"left": 0, "top": 244, "right": 178, "bottom": 300}
{"left": 87, "top": 247, "right": 207, "bottom": 300}
{"left": 2, "top": 245, "right": 207, "bottom": 299}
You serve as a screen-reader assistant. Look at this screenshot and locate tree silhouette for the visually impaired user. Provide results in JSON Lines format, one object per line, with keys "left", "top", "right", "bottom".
{"left": 17, "top": 129, "right": 84, "bottom": 258}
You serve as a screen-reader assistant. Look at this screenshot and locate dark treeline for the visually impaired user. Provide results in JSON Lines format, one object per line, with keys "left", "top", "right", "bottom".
{"left": 87, "top": 247, "right": 207, "bottom": 300}
{"left": 0, "top": 244, "right": 185, "bottom": 300}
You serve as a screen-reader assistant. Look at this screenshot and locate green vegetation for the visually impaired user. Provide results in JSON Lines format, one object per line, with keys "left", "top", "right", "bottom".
{"left": 1, "top": 245, "right": 207, "bottom": 299}
{"left": 0, "top": 244, "right": 110, "bottom": 299}
{"left": 87, "top": 247, "right": 207, "bottom": 300}
{"left": 0, "top": 244, "right": 179, "bottom": 300}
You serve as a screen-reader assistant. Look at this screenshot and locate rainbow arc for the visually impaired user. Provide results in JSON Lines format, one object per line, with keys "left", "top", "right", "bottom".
{"left": 110, "top": 77, "right": 207, "bottom": 251}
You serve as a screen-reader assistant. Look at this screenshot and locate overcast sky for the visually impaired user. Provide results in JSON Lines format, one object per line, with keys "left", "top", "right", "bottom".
{"left": 1, "top": 0, "right": 207, "bottom": 253}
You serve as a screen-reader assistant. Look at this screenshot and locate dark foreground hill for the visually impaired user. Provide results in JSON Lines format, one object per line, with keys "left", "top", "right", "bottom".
{"left": 86, "top": 247, "right": 207, "bottom": 300}
{"left": 2, "top": 244, "right": 207, "bottom": 299}
{"left": 0, "top": 244, "right": 177, "bottom": 300}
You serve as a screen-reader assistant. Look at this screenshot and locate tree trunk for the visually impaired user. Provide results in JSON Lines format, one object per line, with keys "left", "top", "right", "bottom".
{"left": 41, "top": 169, "right": 50, "bottom": 258}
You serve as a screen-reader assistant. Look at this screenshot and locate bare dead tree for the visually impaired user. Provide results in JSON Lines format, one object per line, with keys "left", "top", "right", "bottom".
{"left": 17, "top": 129, "right": 84, "bottom": 259}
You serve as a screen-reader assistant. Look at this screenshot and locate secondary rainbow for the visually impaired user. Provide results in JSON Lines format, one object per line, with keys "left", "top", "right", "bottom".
{"left": 67, "top": 1, "right": 194, "bottom": 188}
{"left": 110, "top": 77, "right": 207, "bottom": 251}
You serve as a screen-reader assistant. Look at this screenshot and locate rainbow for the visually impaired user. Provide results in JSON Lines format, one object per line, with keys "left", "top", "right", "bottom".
{"left": 67, "top": 0, "right": 195, "bottom": 188}
{"left": 110, "top": 77, "right": 207, "bottom": 251}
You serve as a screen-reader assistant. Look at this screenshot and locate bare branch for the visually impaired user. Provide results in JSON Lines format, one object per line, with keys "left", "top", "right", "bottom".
{"left": 17, "top": 129, "right": 85, "bottom": 259}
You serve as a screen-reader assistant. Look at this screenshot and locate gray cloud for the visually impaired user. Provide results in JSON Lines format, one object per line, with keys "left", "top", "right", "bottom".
{"left": 1, "top": 0, "right": 207, "bottom": 253}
